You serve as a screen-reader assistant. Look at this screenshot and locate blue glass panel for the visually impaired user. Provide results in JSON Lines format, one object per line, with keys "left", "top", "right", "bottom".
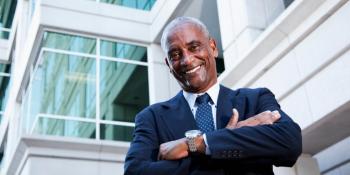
{"left": 100, "top": 59, "right": 149, "bottom": 122}
{"left": 100, "top": 123, "right": 133, "bottom": 141}
{"left": 100, "top": 0, "right": 156, "bottom": 11}
{"left": 42, "top": 32, "right": 96, "bottom": 54}
{"left": 34, "top": 117, "right": 96, "bottom": 138}
{"left": 100, "top": 40, "right": 147, "bottom": 62}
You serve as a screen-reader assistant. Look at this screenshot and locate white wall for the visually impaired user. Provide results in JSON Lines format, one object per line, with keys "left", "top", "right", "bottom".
{"left": 217, "top": 0, "right": 350, "bottom": 174}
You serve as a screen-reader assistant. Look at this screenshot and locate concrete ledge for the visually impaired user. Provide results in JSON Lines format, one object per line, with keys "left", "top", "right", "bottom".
{"left": 5, "top": 135, "right": 129, "bottom": 175}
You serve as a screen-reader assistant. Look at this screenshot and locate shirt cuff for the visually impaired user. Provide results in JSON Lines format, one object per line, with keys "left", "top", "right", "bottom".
{"left": 202, "top": 134, "right": 211, "bottom": 155}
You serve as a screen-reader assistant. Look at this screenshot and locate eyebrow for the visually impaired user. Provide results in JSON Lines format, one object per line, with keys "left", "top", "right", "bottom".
{"left": 186, "top": 40, "right": 201, "bottom": 46}
{"left": 167, "top": 40, "right": 202, "bottom": 54}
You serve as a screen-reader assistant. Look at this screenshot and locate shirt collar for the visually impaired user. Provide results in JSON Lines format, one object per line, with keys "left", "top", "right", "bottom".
{"left": 182, "top": 82, "right": 220, "bottom": 108}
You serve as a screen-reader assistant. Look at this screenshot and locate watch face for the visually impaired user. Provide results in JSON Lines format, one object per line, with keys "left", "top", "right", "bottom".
{"left": 185, "top": 130, "right": 202, "bottom": 137}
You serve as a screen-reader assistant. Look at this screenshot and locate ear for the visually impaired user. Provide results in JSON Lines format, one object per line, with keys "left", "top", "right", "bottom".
{"left": 209, "top": 38, "right": 219, "bottom": 58}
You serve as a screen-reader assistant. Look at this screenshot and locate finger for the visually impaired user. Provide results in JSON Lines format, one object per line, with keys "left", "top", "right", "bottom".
{"left": 261, "top": 110, "right": 280, "bottom": 125}
{"left": 271, "top": 110, "right": 281, "bottom": 121}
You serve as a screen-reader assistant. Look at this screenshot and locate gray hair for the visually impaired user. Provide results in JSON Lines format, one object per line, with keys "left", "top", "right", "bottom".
{"left": 160, "top": 17, "right": 210, "bottom": 53}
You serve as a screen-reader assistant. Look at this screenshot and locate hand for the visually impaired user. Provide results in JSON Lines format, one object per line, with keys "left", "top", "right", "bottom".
{"left": 226, "top": 109, "right": 281, "bottom": 129}
{"left": 158, "top": 138, "right": 189, "bottom": 160}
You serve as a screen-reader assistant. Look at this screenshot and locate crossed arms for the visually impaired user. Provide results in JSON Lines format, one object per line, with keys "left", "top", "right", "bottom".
{"left": 124, "top": 88, "right": 302, "bottom": 175}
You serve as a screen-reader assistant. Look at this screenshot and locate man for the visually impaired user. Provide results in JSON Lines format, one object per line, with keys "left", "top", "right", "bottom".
{"left": 124, "top": 17, "right": 302, "bottom": 175}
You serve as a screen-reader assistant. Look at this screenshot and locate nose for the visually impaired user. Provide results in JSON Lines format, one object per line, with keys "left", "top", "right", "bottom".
{"left": 180, "top": 50, "right": 192, "bottom": 66}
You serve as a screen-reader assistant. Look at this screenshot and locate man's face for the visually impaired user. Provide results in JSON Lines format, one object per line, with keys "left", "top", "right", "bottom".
{"left": 165, "top": 23, "right": 218, "bottom": 93}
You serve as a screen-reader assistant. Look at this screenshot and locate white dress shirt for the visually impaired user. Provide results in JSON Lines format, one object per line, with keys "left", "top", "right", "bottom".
{"left": 182, "top": 82, "right": 220, "bottom": 154}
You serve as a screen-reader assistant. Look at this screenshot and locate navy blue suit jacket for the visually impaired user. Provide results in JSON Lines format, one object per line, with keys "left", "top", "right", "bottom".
{"left": 124, "top": 86, "right": 302, "bottom": 175}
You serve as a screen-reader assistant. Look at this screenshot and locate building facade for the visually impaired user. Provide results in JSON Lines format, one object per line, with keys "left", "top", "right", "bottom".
{"left": 0, "top": 0, "right": 349, "bottom": 174}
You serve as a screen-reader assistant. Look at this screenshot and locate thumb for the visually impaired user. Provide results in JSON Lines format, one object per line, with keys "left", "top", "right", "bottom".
{"left": 226, "top": 108, "right": 239, "bottom": 129}
{"left": 232, "top": 108, "right": 239, "bottom": 125}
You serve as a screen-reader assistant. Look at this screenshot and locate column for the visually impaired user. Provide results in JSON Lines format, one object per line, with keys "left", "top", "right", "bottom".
{"left": 147, "top": 43, "right": 180, "bottom": 104}
{"left": 216, "top": 0, "right": 285, "bottom": 70}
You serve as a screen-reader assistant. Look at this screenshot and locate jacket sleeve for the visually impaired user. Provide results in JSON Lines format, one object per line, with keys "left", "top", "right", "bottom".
{"left": 206, "top": 88, "right": 302, "bottom": 167}
{"left": 124, "top": 108, "right": 190, "bottom": 175}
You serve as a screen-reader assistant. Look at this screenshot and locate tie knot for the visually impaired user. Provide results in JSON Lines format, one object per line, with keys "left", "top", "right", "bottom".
{"left": 196, "top": 93, "right": 211, "bottom": 105}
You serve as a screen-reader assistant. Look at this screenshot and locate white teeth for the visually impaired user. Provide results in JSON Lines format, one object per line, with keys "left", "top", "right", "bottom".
{"left": 186, "top": 66, "right": 201, "bottom": 74}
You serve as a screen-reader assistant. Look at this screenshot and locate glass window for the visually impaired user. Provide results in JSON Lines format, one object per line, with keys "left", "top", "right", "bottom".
{"left": 100, "top": 60, "right": 149, "bottom": 123}
{"left": 99, "top": 0, "right": 156, "bottom": 11}
{"left": 283, "top": 0, "right": 294, "bottom": 8}
{"left": 22, "top": 31, "right": 149, "bottom": 142}
{"left": 0, "top": 64, "right": 11, "bottom": 121}
{"left": 42, "top": 32, "right": 97, "bottom": 54}
{"left": 33, "top": 117, "right": 96, "bottom": 139}
{"left": 0, "top": 76, "right": 10, "bottom": 112}
{"left": 30, "top": 51, "right": 96, "bottom": 119}
{"left": 0, "top": 64, "right": 9, "bottom": 73}
{"left": 0, "top": 0, "right": 17, "bottom": 39}
{"left": 100, "top": 124, "right": 133, "bottom": 141}
{"left": 100, "top": 40, "right": 147, "bottom": 62}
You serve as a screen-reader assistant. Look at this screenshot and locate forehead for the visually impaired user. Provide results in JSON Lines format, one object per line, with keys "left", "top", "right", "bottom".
{"left": 165, "top": 23, "right": 207, "bottom": 47}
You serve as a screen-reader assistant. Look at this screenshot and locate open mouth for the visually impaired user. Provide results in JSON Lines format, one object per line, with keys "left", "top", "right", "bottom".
{"left": 185, "top": 65, "right": 201, "bottom": 74}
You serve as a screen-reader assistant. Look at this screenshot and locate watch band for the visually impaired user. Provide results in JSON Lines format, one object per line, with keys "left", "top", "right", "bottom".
{"left": 185, "top": 130, "right": 203, "bottom": 152}
{"left": 187, "top": 136, "right": 197, "bottom": 152}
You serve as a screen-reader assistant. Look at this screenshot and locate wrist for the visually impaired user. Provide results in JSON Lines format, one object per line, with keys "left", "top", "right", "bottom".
{"left": 195, "top": 135, "right": 205, "bottom": 154}
{"left": 185, "top": 130, "right": 204, "bottom": 153}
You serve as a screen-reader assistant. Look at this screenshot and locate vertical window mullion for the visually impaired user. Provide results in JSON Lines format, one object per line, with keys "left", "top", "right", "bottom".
{"left": 96, "top": 38, "right": 101, "bottom": 140}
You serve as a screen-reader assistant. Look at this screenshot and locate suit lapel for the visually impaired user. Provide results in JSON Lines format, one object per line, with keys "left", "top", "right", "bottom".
{"left": 216, "top": 86, "right": 246, "bottom": 129}
{"left": 160, "top": 86, "right": 247, "bottom": 139}
{"left": 160, "top": 91, "right": 198, "bottom": 139}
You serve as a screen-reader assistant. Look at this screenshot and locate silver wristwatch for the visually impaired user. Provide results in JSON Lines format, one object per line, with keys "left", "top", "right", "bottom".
{"left": 185, "top": 130, "right": 203, "bottom": 152}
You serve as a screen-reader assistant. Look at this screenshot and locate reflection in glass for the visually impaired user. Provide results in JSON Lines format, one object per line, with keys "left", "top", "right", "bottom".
{"left": 100, "top": 60, "right": 149, "bottom": 122}
{"left": 34, "top": 117, "right": 95, "bottom": 139}
{"left": 0, "top": 0, "right": 17, "bottom": 39}
{"left": 0, "top": 63, "right": 11, "bottom": 73}
{"left": 100, "top": 124, "right": 133, "bottom": 141}
{"left": 0, "top": 76, "right": 10, "bottom": 112}
{"left": 30, "top": 51, "right": 96, "bottom": 119}
{"left": 42, "top": 32, "right": 96, "bottom": 54}
{"left": 100, "top": 40, "right": 147, "bottom": 62}
{"left": 0, "top": 29, "right": 10, "bottom": 39}
{"left": 100, "top": 0, "right": 156, "bottom": 11}
{"left": 22, "top": 31, "right": 150, "bottom": 142}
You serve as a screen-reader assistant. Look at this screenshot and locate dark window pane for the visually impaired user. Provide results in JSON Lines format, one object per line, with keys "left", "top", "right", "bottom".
{"left": 100, "top": 60, "right": 149, "bottom": 122}
{"left": 283, "top": 0, "right": 294, "bottom": 8}
{"left": 0, "top": 76, "right": 10, "bottom": 112}
{"left": 100, "top": 124, "right": 134, "bottom": 141}
{"left": 216, "top": 57, "right": 225, "bottom": 75}
{"left": 0, "top": 0, "right": 17, "bottom": 28}
{"left": 0, "top": 64, "right": 11, "bottom": 73}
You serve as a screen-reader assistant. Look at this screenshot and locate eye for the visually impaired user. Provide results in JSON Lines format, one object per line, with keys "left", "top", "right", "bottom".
{"left": 189, "top": 44, "right": 200, "bottom": 52}
{"left": 169, "top": 50, "right": 181, "bottom": 61}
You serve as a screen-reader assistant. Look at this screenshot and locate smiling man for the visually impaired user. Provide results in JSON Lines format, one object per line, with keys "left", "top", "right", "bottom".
{"left": 124, "top": 17, "right": 302, "bottom": 175}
